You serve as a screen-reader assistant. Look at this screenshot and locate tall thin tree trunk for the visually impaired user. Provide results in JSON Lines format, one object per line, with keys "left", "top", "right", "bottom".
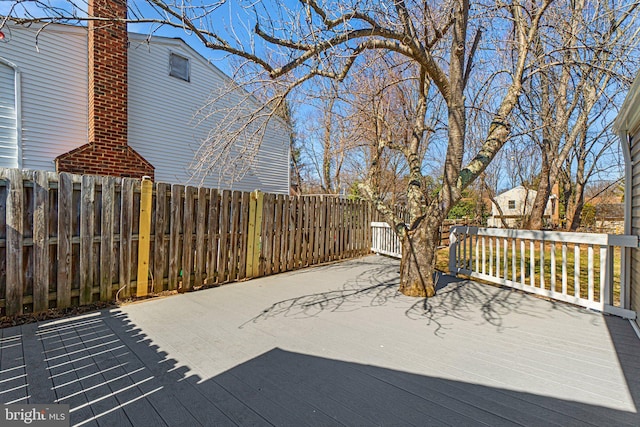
{"left": 566, "top": 195, "right": 585, "bottom": 231}
{"left": 526, "top": 150, "right": 551, "bottom": 229}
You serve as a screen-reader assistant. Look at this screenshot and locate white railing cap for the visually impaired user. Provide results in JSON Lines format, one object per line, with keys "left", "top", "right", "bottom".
{"left": 371, "top": 221, "right": 391, "bottom": 227}
{"left": 450, "top": 226, "right": 639, "bottom": 248}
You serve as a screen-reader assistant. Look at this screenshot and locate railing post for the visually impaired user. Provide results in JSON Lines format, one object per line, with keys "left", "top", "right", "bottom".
{"left": 620, "top": 247, "right": 631, "bottom": 309}
{"left": 449, "top": 227, "right": 458, "bottom": 275}
{"left": 602, "top": 245, "right": 614, "bottom": 306}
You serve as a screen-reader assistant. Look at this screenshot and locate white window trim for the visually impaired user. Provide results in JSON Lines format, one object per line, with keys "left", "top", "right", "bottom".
{"left": 0, "top": 57, "right": 22, "bottom": 169}
{"left": 169, "top": 52, "right": 190, "bottom": 82}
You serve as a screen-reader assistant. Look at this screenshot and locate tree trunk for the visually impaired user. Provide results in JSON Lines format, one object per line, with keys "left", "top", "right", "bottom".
{"left": 565, "top": 181, "right": 585, "bottom": 231}
{"left": 566, "top": 200, "right": 584, "bottom": 231}
{"left": 399, "top": 214, "right": 443, "bottom": 297}
{"left": 528, "top": 185, "right": 551, "bottom": 230}
{"left": 526, "top": 156, "right": 551, "bottom": 230}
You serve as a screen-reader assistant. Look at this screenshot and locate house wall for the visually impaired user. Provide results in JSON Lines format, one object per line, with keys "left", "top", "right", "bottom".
{"left": 127, "top": 35, "right": 290, "bottom": 194}
{"left": 489, "top": 186, "right": 555, "bottom": 228}
{"left": 617, "top": 71, "right": 640, "bottom": 321}
{"left": 629, "top": 130, "right": 640, "bottom": 317}
{"left": 491, "top": 187, "right": 534, "bottom": 217}
{"left": 0, "top": 24, "right": 89, "bottom": 171}
{"left": 0, "top": 24, "right": 289, "bottom": 193}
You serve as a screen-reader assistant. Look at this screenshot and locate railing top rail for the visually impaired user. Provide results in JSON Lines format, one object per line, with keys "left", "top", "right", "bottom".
{"left": 371, "top": 222, "right": 391, "bottom": 227}
{"left": 450, "top": 226, "right": 638, "bottom": 248}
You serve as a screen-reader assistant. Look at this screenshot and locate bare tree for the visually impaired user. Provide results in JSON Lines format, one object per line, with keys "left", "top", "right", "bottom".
{"left": 518, "top": 0, "right": 640, "bottom": 229}
{"left": 297, "top": 81, "right": 352, "bottom": 194}
{"left": 565, "top": 120, "right": 624, "bottom": 230}
{"left": 4, "top": 0, "right": 590, "bottom": 297}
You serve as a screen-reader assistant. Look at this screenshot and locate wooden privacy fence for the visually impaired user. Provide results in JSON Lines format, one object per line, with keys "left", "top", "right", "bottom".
{"left": 0, "top": 169, "right": 373, "bottom": 316}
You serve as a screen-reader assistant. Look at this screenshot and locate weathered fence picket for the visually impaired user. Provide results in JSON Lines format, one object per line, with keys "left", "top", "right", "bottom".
{"left": 33, "top": 170, "right": 49, "bottom": 313}
{"left": 57, "top": 172, "right": 72, "bottom": 309}
{"left": 153, "top": 182, "right": 168, "bottom": 293}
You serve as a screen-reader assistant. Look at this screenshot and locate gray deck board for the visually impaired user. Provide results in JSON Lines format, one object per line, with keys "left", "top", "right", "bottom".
{"left": 0, "top": 327, "right": 28, "bottom": 405}
{"left": 101, "top": 314, "right": 245, "bottom": 427}
{"left": 2, "top": 255, "right": 639, "bottom": 426}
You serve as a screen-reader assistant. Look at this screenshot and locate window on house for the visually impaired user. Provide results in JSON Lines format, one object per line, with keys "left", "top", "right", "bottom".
{"left": 169, "top": 53, "right": 190, "bottom": 81}
{"left": 508, "top": 200, "right": 516, "bottom": 210}
{"left": 0, "top": 61, "right": 19, "bottom": 168}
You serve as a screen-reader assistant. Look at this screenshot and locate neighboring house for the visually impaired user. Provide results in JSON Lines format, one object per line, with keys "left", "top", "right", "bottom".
{"left": 487, "top": 185, "right": 558, "bottom": 228}
{"left": 0, "top": 0, "right": 290, "bottom": 194}
{"left": 615, "top": 70, "right": 640, "bottom": 326}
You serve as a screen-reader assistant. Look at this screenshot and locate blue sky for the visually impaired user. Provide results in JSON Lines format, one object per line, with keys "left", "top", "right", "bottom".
{"left": 0, "top": 0, "right": 629, "bottom": 188}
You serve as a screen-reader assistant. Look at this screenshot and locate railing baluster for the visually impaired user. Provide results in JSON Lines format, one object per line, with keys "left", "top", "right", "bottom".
{"left": 496, "top": 237, "right": 500, "bottom": 279}
{"left": 530, "top": 240, "right": 535, "bottom": 288}
{"left": 600, "top": 246, "right": 611, "bottom": 306}
{"left": 562, "top": 243, "right": 567, "bottom": 295}
{"left": 463, "top": 229, "right": 468, "bottom": 270}
{"left": 551, "top": 242, "right": 556, "bottom": 293}
{"left": 540, "top": 241, "right": 545, "bottom": 290}
{"left": 588, "top": 245, "right": 594, "bottom": 302}
{"left": 489, "top": 237, "right": 493, "bottom": 277}
{"left": 520, "top": 239, "right": 525, "bottom": 285}
{"left": 475, "top": 234, "right": 480, "bottom": 273}
{"left": 574, "top": 244, "right": 580, "bottom": 298}
{"left": 512, "top": 238, "right": 516, "bottom": 283}
{"left": 457, "top": 230, "right": 462, "bottom": 269}
{"left": 468, "top": 231, "right": 473, "bottom": 271}
{"left": 482, "top": 236, "right": 486, "bottom": 275}
{"left": 503, "top": 238, "right": 508, "bottom": 280}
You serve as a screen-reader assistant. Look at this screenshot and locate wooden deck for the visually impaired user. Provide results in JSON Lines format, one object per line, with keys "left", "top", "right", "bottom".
{"left": 2, "top": 255, "right": 639, "bottom": 426}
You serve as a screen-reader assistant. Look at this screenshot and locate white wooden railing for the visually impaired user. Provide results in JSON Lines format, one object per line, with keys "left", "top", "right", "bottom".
{"left": 371, "top": 222, "right": 639, "bottom": 319}
{"left": 449, "top": 226, "right": 638, "bottom": 319}
{"left": 371, "top": 222, "right": 402, "bottom": 258}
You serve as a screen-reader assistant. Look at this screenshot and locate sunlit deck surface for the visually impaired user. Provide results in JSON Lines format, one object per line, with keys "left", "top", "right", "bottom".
{"left": 2, "top": 255, "right": 640, "bottom": 426}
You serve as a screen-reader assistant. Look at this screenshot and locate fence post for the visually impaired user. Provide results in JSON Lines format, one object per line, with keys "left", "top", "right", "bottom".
{"left": 246, "top": 190, "right": 263, "bottom": 278}
{"left": 448, "top": 227, "right": 458, "bottom": 275}
{"left": 136, "top": 176, "right": 153, "bottom": 297}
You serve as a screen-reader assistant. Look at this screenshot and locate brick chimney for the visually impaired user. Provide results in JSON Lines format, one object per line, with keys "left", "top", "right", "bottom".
{"left": 56, "top": 0, "right": 154, "bottom": 178}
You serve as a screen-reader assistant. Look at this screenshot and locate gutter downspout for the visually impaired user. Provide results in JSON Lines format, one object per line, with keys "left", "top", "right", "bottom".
{"left": 620, "top": 131, "right": 632, "bottom": 310}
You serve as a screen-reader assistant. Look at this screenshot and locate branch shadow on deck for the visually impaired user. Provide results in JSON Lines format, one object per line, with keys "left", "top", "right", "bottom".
{"left": 1, "top": 308, "right": 639, "bottom": 426}
{"left": 243, "top": 256, "right": 583, "bottom": 336}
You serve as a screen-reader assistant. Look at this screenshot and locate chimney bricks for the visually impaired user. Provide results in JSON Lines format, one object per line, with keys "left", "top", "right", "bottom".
{"left": 56, "top": 0, "right": 154, "bottom": 179}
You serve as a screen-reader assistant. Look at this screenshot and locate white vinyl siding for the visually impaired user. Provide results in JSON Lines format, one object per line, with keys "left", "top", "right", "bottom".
{"left": 0, "top": 24, "right": 289, "bottom": 193}
{"left": 0, "top": 62, "right": 18, "bottom": 168}
{"left": 0, "top": 24, "right": 88, "bottom": 171}
{"left": 128, "top": 35, "right": 289, "bottom": 194}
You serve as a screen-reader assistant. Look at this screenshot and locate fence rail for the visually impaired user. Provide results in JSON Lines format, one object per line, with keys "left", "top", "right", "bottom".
{"left": 448, "top": 226, "right": 638, "bottom": 318}
{"left": 0, "top": 169, "right": 373, "bottom": 316}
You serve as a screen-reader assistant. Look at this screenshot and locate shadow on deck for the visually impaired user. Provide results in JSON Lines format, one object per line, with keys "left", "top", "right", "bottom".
{"left": 1, "top": 256, "right": 639, "bottom": 426}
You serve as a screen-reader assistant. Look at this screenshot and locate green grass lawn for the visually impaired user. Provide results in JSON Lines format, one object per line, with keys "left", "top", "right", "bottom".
{"left": 435, "top": 239, "right": 622, "bottom": 305}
